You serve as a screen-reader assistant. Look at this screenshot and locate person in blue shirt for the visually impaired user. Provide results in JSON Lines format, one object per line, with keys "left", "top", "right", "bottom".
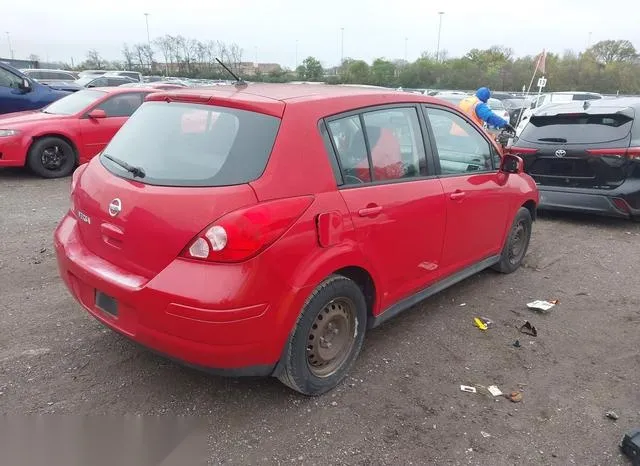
{"left": 459, "top": 87, "right": 515, "bottom": 132}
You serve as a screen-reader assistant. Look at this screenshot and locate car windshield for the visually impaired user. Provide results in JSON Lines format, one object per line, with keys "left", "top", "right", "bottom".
{"left": 521, "top": 112, "right": 634, "bottom": 144}
{"left": 100, "top": 102, "right": 281, "bottom": 187}
{"left": 42, "top": 89, "right": 106, "bottom": 115}
{"left": 74, "top": 77, "right": 97, "bottom": 86}
{"left": 503, "top": 99, "right": 524, "bottom": 108}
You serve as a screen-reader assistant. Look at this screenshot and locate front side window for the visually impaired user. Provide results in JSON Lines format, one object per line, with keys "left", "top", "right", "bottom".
{"left": 0, "top": 67, "right": 23, "bottom": 89}
{"left": 96, "top": 93, "right": 146, "bottom": 117}
{"left": 425, "top": 107, "right": 493, "bottom": 175}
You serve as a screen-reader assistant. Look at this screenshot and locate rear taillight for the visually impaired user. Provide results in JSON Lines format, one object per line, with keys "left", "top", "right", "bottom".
{"left": 182, "top": 196, "right": 314, "bottom": 263}
{"left": 507, "top": 147, "right": 538, "bottom": 155}
{"left": 587, "top": 147, "right": 640, "bottom": 160}
{"left": 70, "top": 163, "right": 88, "bottom": 215}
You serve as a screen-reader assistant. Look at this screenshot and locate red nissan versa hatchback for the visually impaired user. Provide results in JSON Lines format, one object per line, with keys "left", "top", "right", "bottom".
{"left": 54, "top": 84, "right": 538, "bottom": 395}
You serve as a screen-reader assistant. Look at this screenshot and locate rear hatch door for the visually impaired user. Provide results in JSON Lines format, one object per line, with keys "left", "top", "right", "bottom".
{"left": 73, "top": 97, "right": 282, "bottom": 278}
{"left": 517, "top": 105, "right": 634, "bottom": 189}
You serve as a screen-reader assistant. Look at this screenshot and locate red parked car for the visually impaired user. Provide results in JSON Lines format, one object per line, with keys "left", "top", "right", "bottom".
{"left": 0, "top": 87, "right": 155, "bottom": 178}
{"left": 54, "top": 84, "right": 538, "bottom": 395}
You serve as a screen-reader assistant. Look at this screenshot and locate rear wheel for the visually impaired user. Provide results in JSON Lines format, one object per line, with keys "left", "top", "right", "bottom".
{"left": 278, "top": 275, "right": 367, "bottom": 396}
{"left": 493, "top": 207, "right": 532, "bottom": 274}
{"left": 27, "top": 136, "right": 76, "bottom": 178}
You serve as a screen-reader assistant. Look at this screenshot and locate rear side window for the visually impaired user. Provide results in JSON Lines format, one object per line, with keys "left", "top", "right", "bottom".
{"left": 326, "top": 107, "right": 426, "bottom": 186}
{"left": 101, "top": 102, "right": 280, "bottom": 187}
{"left": 521, "top": 113, "right": 634, "bottom": 144}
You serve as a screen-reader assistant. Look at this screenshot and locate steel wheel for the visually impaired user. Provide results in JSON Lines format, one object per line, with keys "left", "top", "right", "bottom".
{"left": 508, "top": 220, "right": 527, "bottom": 264}
{"left": 306, "top": 298, "right": 357, "bottom": 378}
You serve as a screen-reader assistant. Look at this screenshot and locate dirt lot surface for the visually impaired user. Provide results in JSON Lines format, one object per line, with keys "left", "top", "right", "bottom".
{"left": 1, "top": 168, "right": 639, "bottom": 465}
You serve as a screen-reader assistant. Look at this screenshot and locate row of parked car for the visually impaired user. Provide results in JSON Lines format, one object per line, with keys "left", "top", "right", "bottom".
{"left": 2, "top": 59, "right": 640, "bottom": 221}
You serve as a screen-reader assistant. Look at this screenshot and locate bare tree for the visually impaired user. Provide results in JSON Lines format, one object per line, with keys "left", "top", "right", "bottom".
{"left": 154, "top": 35, "right": 174, "bottom": 76}
{"left": 85, "top": 49, "right": 104, "bottom": 69}
{"left": 122, "top": 44, "right": 135, "bottom": 71}
{"left": 228, "top": 43, "right": 243, "bottom": 74}
{"left": 133, "top": 44, "right": 147, "bottom": 71}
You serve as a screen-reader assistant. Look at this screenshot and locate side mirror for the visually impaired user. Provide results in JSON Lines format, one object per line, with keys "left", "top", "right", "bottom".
{"left": 19, "top": 78, "right": 32, "bottom": 92}
{"left": 87, "top": 109, "right": 107, "bottom": 119}
{"left": 500, "top": 153, "right": 524, "bottom": 174}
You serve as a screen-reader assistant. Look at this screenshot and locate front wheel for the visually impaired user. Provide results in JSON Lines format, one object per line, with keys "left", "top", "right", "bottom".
{"left": 278, "top": 275, "right": 367, "bottom": 396}
{"left": 493, "top": 207, "right": 532, "bottom": 274}
{"left": 27, "top": 136, "right": 76, "bottom": 178}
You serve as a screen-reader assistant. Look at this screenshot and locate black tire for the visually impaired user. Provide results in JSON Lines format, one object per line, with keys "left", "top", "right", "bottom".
{"left": 278, "top": 275, "right": 367, "bottom": 396}
{"left": 493, "top": 207, "right": 532, "bottom": 274}
{"left": 27, "top": 136, "right": 76, "bottom": 178}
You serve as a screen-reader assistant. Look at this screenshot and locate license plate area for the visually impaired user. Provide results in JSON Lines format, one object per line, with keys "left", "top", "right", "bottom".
{"left": 95, "top": 290, "right": 118, "bottom": 317}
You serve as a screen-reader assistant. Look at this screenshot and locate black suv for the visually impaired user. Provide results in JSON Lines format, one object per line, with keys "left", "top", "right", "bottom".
{"left": 507, "top": 98, "right": 640, "bottom": 219}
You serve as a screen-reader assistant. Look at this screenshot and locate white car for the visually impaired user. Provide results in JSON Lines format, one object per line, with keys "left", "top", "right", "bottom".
{"left": 516, "top": 91, "right": 603, "bottom": 135}
{"left": 487, "top": 98, "right": 510, "bottom": 126}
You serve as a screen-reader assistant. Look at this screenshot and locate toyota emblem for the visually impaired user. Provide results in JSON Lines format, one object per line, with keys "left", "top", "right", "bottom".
{"left": 108, "top": 198, "right": 122, "bottom": 217}
{"left": 555, "top": 149, "right": 567, "bottom": 158}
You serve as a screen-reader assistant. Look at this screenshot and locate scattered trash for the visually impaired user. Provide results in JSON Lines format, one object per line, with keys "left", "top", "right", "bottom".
{"left": 527, "top": 300, "right": 556, "bottom": 312}
{"left": 487, "top": 385, "right": 503, "bottom": 397}
{"left": 549, "top": 299, "right": 560, "bottom": 305}
{"left": 506, "top": 391, "right": 523, "bottom": 403}
{"left": 480, "top": 431, "right": 492, "bottom": 438}
{"left": 460, "top": 303, "right": 467, "bottom": 307}
{"left": 513, "top": 340, "right": 521, "bottom": 348}
{"left": 606, "top": 410, "right": 619, "bottom": 421}
{"left": 620, "top": 428, "right": 640, "bottom": 464}
{"left": 460, "top": 385, "right": 477, "bottom": 393}
{"left": 39, "top": 248, "right": 47, "bottom": 254}
{"left": 519, "top": 321, "right": 538, "bottom": 337}
{"left": 473, "top": 316, "right": 493, "bottom": 331}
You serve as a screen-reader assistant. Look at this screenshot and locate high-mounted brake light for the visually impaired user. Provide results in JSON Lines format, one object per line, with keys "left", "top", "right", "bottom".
{"left": 182, "top": 196, "right": 314, "bottom": 263}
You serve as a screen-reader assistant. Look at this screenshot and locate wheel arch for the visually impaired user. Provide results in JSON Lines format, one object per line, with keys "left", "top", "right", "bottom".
{"left": 29, "top": 133, "right": 79, "bottom": 163}
{"left": 522, "top": 199, "right": 537, "bottom": 221}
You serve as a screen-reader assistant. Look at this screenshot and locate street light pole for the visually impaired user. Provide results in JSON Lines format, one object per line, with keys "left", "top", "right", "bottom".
{"left": 295, "top": 39, "right": 299, "bottom": 69}
{"left": 144, "top": 13, "right": 151, "bottom": 46}
{"left": 6, "top": 32, "right": 14, "bottom": 60}
{"left": 340, "top": 27, "right": 344, "bottom": 64}
{"left": 436, "top": 12, "right": 444, "bottom": 62}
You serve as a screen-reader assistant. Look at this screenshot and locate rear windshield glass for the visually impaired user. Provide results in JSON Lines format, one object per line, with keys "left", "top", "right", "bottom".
{"left": 100, "top": 101, "right": 281, "bottom": 187}
{"left": 521, "top": 113, "right": 634, "bottom": 144}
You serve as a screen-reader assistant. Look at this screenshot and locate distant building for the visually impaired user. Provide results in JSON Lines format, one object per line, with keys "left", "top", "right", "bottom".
{"left": 0, "top": 57, "right": 38, "bottom": 69}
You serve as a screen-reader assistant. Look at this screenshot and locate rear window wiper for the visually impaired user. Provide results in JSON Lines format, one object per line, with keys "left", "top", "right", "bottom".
{"left": 538, "top": 137, "right": 567, "bottom": 143}
{"left": 102, "top": 153, "right": 146, "bottom": 178}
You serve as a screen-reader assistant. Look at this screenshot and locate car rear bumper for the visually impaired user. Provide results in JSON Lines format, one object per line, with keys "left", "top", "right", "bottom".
{"left": 538, "top": 183, "right": 640, "bottom": 218}
{"left": 53, "top": 213, "right": 309, "bottom": 375}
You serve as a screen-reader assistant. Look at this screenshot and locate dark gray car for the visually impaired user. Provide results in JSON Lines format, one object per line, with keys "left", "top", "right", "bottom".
{"left": 508, "top": 98, "right": 640, "bottom": 219}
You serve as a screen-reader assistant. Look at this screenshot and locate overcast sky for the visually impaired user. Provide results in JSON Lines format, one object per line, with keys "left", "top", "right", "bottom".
{"left": 3, "top": 0, "right": 640, "bottom": 68}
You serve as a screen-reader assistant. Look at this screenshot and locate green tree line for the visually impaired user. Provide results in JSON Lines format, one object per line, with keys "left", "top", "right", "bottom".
{"left": 293, "top": 40, "right": 640, "bottom": 94}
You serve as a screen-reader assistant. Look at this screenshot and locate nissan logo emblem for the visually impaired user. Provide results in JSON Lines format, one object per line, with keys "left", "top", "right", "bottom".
{"left": 555, "top": 149, "right": 567, "bottom": 158}
{"left": 108, "top": 198, "right": 122, "bottom": 217}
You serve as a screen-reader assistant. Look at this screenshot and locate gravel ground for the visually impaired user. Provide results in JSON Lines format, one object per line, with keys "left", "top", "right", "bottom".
{"left": 1, "top": 167, "right": 639, "bottom": 465}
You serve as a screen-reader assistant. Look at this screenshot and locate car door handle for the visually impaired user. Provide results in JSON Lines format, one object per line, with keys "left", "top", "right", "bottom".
{"left": 358, "top": 206, "right": 383, "bottom": 217}
{"left": 450, "top": 190, "right": 466, "bottom": 200}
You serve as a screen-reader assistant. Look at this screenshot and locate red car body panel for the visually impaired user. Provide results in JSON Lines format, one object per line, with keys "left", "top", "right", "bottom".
{"left": 54, "top": 84, "right": 539, "bottom": 374}
{"left": 0, "top": 88, "right": 154, "bottom": 168}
